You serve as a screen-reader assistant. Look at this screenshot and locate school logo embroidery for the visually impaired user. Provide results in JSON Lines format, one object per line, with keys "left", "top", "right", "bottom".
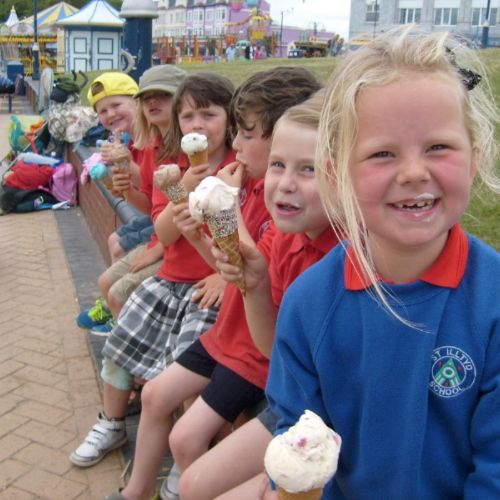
{"left": 429, "top": 346, "right": 476, "bottom": 398}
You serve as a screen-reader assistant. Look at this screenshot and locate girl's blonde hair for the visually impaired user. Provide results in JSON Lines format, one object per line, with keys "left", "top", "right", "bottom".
{"left": 317, "top": 25, "right": 500, "bottom": 321}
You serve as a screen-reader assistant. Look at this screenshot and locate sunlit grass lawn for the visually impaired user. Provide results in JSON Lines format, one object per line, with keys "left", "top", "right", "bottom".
{"left": 79, "top": 50, "right": 500, "bottom": 249}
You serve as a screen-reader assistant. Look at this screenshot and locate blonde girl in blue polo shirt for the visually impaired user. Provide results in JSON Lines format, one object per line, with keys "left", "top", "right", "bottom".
{"left": 265, "top": 26, "right": 500, "bottom": 499}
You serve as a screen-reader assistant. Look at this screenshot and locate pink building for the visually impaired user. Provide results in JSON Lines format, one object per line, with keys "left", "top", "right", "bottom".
{"left": 154, "top": 0, "right": 335, "bottom": 56}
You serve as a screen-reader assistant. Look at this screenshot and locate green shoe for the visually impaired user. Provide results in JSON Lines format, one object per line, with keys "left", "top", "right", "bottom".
{"left": 76, "top": 298, "right": 112, "bottom": 329}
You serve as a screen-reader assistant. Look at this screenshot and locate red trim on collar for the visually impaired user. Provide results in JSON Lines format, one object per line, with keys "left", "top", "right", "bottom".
{"left": 290, "top": 227, "right": 338, "bottom": 255}
{"left": 345, "top": 225, "right": 468, "bottom": 290}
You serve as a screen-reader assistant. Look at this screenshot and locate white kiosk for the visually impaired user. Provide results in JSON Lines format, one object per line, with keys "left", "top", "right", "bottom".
{"left": 57, "top": 0, "right": 124, "bottom": 72}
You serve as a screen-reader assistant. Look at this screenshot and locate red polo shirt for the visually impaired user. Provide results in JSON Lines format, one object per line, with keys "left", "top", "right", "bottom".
{"left": 201, "top": 223, "right": 339, "bottom": 389}
{"left": 156, "top": 150, "right": 238, "bottom": 283}
{"left": 345, "top": 224, "right": 468, "bottom": 290}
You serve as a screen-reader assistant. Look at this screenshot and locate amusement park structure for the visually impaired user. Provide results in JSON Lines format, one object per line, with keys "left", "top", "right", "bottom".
{"left": 154, "top": 0, "right": 336, "bottom": 63}
{"left": 0, "top": 3, "right": 77, "bottom": 75}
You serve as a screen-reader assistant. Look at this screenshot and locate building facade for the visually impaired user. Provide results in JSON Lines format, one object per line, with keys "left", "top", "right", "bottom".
{"left": 349, "top": 0, "right": 500, "bottom": 46}
{"left": 153, "top": 0, "right": 335, "bottom": 56}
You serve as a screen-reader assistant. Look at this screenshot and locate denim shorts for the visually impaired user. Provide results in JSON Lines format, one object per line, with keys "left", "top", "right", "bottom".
{"left": 117, "top": 215, "right": 154, "bottom": 252}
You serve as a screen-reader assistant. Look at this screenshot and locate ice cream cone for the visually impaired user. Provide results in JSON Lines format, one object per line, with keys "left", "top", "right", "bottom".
{"left": 109, "top": 143, "right": 131, "bottom": 200}
{"left": 264, "top": 411, "right": 341, "bottom": 500}
{"left": 166, "top": 184, "right": 188, "bottom": 204}
{"left": 205, "top": 208, "right": 245, "bottom": 295}
{"left": 181, "top": 133, "right": 209, "bottom": 167}
{"left": 188, "top": 148, "right": 208, "bottom": 166}
{"left": 277, "top": 487, "right": 323, "bottom": 500}
{"left": 154, "top": 164, "right": 188, "bottom": 204}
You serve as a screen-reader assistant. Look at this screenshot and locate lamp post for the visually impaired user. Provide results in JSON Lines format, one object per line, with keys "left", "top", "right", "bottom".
{"left": 373, "top": 0, "right": 378, "bottom": 39}
{"left": 279, "top": 10, "right": 284, "bottom": 57}
{"left": 32, "top": 0, "right": 40, "bottom": 80}
{"left": 279, "top": 8, "right": 293, "bottom": 58}
{"left": 120, "top": 0, "right": 158, "bottom": 81}
{"left": 481, "top": 0, "right": 491, "bottom": 48}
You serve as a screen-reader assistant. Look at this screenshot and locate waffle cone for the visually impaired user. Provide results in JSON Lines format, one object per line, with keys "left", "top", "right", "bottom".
{"left": 165, "top": 182, "right": 188, "bottom": 204}
{"left": 115, "top": 160, "right": 130, "bottom": 200}
{"left": 188, "top": 148, "right": 208, "bottom": 166}
{"left": 205, "top": 208, "right": 245, "bottom": 294}
{"left": 213, "top": 231, "right": 246, "bottom": 295}
{"left": 277, "top": 487, "right": 323, "bottom": 500}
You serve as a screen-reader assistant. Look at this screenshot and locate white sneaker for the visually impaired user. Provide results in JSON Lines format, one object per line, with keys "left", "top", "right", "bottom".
{"left": 69, "top": 412, "right": 127, "bottom": 467}
{"left": 160, "top": 462, "right": 180, "bottom": 500}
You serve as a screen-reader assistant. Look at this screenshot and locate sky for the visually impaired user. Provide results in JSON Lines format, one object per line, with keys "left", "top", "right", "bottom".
{"left": 269, "top": 0, "right": 351, "bottom": 39}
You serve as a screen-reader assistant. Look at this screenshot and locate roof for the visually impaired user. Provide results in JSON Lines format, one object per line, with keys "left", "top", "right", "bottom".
{"left": 5, "top": 6, "right": 19, "bottom": 27}
{"left": 57, "top": 0, "right": 124, "bottom": 27}
{"left": 24, "top": 2, "right": 79, "bottom": 28}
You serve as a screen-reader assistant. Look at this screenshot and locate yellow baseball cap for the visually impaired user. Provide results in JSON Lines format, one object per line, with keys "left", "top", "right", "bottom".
{"left": 88, "top": 72, "right": 139, "bottom": 109}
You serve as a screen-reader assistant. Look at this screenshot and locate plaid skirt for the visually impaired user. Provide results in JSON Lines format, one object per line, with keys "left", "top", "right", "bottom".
{"left": 102, "top": 276, "right": 219, "bottom": 380}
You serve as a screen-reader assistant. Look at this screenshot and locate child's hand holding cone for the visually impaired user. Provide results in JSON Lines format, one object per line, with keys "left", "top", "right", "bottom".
{"left": 189, "top": 176, "right": 246, "bottom": 294}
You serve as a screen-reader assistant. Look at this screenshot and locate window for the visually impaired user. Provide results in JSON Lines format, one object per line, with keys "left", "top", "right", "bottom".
{"left": 187, "top": 11, "right": 192, "bottom": 22}
{"left": 399, "top": 8, "right": 421, "bottom": 24}
{"left": 366, "top": 0, "right": 380, "bottom": 22}
{"left": 434, "top": 7, "right": 458, "bottom": 25}
{"left": 206, "top": 9, "right": 213, "bottom": 21}
{"left": 472, "top": 7, "right": 497, "bottom": 26}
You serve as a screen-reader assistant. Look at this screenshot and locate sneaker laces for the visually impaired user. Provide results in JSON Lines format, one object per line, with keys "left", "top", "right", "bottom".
{"left": 88, "top": 299, "right": 111, "bottom": 322}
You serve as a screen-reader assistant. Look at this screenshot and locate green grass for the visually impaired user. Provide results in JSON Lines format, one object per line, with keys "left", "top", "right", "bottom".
{"left": 78, "top": 52, "right": 500, "bottom": 250}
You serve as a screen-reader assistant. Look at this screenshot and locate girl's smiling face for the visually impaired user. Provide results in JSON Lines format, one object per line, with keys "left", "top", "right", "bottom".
{"left": 95, "top": 95, "right": 137, "bottom": 134}
{"left": 350, "top": 75, "right": 477, "bottom": 261}
{"left": 265, "top": 120, "right": 329, "bottom": 239}
{"left": 177, "top": 96, "right": 228, "bottom": 158}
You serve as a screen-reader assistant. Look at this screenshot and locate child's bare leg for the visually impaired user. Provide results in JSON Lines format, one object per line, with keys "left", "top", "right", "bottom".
{"left": 179, "top": 417, "right": 272, "bottom": 500}
{"left": 215, "top": 472, "right": 268, "bottom": 500}
{"left": 97, "top": 271, "right": 113, "bottom": 301}
{"left": 108, "top": 232, "right": 125, "bottom": 262}
{"left": 121, "top": 363, "right": 209, "bottom": 499}
{"left": 169, "top": 396, "right": 227, "bottom": 472}
{"left": 103, "top": 381, "right": 131, "bottom": 418}
{"left": 106, "top": 289, "right": 124, "bottom": 319}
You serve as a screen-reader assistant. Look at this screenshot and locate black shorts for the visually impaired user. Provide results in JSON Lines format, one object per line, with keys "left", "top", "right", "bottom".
{"left": 176, "top": 339, "right": 265, "bottom": 422}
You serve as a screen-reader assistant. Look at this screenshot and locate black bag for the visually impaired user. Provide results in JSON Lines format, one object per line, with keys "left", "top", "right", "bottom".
{"left": 0, "top": 185, "right": 59, "bottom": 214}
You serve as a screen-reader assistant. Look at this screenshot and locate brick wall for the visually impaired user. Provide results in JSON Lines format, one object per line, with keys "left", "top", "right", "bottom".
{"left": 67, "top": 148, "right": 121, "bottom": 267}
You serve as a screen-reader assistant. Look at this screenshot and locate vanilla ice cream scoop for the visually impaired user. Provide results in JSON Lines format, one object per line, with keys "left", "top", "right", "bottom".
{"left": 189, "top": 176, "right": 239, "bottom": 223}
{"left": 181, "top": 133, "right": 208, "bottom": 155}
{"left": 189, "top": 176, "right": 245, "bottom": 294}
{"left": 264, "top": 410, "right": 341, "bottom": 495}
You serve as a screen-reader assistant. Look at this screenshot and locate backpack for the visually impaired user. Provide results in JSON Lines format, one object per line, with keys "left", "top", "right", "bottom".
{"left": 50, "top": 162, "right": 78, "bottom": 205}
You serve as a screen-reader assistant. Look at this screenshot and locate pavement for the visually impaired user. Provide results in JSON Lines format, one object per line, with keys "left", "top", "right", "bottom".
{"left": 0, "top": 93, "right": 126, "bottom": 497}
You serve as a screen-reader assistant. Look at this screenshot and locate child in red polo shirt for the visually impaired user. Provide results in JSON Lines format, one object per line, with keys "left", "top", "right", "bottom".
{"left": 177, "top": 90, "right": 342, "bottom": 500}
{"left": 70, "top": 72, "right": 235, "bottom": 471}
{"left": 111, "top": 67, "right": 321, "bottom": 500}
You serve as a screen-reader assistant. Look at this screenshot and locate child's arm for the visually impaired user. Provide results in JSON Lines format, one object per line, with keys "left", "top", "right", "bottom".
{"left": 213, "top": 231, "right": 277, "bottom": 358}
{"left": 155, "top": 162, "right": 215, "bottom": 246}
{"left": 171, "top": 201, "right": 217, "bottom": 269}
{"left": 464, "top": 330, "right": 500, "bottom": 496}
{"left": 110, "top": 161, "right": 152, "bottom": 214}
{"left": 128, "top": 242, "right": 163, "bottom": 273}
